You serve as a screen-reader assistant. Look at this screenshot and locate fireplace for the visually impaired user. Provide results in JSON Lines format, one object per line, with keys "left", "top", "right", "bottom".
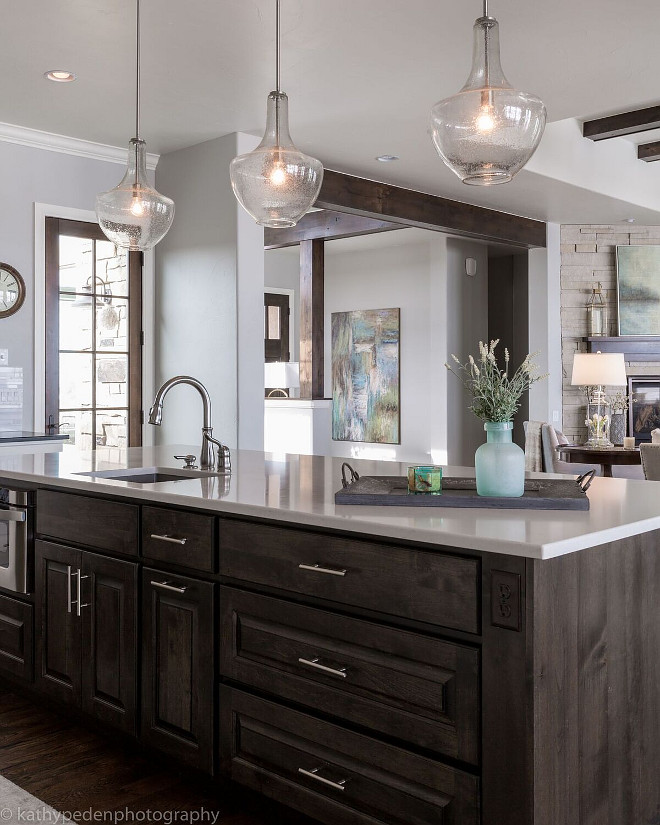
{"left": 628, "top": 376, "right": 660, "bottom": 444}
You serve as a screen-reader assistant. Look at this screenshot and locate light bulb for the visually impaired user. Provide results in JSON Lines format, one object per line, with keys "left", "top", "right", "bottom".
{"left": 130, "top": 195, "right": 145, "bottom": 217}
{"left": 476, "top": 106, "right": 496, "bottom": 133}
{"left": 270, "top": 164, "right": 287, "bottom": 186}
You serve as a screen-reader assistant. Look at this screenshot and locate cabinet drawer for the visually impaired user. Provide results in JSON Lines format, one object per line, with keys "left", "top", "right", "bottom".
{"left": 37, "top": 490, "right": 138, "bottom": 556}
{"left": 220, "top": 520, "right": 480, "bottom": 633}
{"left": 0, "top": 594, "right": 33, "bottom": 682}
{"left": 220, "top": 687, "right": 479, "bottom": 825}
{"left": 142, "top": 507, "right": 215, "bottom": 572}
{"left": 220, "top": 587, "right": 479, "bottom": 764}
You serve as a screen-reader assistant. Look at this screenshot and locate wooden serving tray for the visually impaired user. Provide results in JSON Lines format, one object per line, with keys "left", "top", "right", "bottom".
{"left": 335, "top": 475, "right": 590, "bottom": 510}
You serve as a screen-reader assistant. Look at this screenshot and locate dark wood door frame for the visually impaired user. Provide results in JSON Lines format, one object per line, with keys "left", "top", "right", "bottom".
{"left": 299, "top": 240, "right": 325, "bottom": 399}
{"left": 44, "top": 217, "right": 143, "bottom": 447}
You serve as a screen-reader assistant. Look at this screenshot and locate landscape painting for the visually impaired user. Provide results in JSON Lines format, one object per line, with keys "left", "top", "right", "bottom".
{"left": 617, "top": 245, "right": 660, "bottom": 335}
{"left": 331, "top": 308, "right": 400, "bottom": 444}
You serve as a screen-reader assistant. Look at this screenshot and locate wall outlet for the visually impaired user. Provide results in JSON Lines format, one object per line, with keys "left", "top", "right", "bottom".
{"left": 552, "top": 409, "right": 560, "bottom": 423}
{"left": 0, "top": 350, "right": 8, "bottom": 366}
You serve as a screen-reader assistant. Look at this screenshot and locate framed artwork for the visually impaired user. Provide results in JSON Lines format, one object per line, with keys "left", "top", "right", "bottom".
{"left": 616, "top": 245, "right": 660, "bottom": 335}
{"left": 331, "top": 307, "right": 400, "bottom": 444}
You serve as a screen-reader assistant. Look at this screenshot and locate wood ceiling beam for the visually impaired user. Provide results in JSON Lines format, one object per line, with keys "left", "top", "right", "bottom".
{"left": 264, "top": 209, "right": 405, "bottom": 250}
{"left": 637, "top": 141, "right": 660, "bottom": 163}
{"left": 583, "top": 106, "right": 660, "bottom": 141}
{"left": 312, "top": 170, "right": 546, "bottom": 248}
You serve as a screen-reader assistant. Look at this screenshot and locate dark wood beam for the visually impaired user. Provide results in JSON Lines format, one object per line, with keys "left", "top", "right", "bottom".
{"left": 583, "top": 105, "right": 660, "bottom": 141}
{"left": 264, "top": 209, "right": 405, "bottom": 249}
{"left": 313, "top": 170, "right": 546, "bottom": 248}
{"left": 299, "top": 239, "right": 325, "bottom": 400}
{"left": 638, "top": 141, "right": 660, "bottom": 162}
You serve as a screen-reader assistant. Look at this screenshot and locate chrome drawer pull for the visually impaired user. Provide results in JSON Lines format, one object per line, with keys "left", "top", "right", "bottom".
{"left": 298, "top": 563, "right": 346, "bottom": 577}
{"left": 150, "top": 580, "right": 187, "bottom": 594}
{"left": 298, "top": 767, "right": 347, "bottom": 792}
{"left": 298, "top": 657, "right": 347, "bottom": 679}
{"left": 150, "top": 534, "right": 187, "bottom": 546}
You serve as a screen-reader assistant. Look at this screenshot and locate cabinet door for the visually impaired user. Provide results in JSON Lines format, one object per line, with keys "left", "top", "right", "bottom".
{"left": 141, "top": 568, "right": 214, "bottom": 773}
{"left": 81, "top": 552, "right": 138, "bottom": 735}
{"left": 35, "top": 540, "right": 81, "bottom": 705}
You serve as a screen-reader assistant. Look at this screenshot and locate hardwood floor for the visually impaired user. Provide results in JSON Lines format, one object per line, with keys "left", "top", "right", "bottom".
{"left": 0, "top": 687, "right": 316, "bottom": 824}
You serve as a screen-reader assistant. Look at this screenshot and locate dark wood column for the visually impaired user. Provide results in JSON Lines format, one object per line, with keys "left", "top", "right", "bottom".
{"left": 299, "top": 239, "right": 325, "bottom": 399}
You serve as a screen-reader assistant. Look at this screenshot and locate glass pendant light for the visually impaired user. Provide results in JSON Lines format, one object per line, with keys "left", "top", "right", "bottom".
{"left": 230, "top": 0, "right": 323, "bottom": 228}
{"left": 430, "top": 0, "right": 546, "bottom": 185}
{"left": 96, "top": 0, "right": 174, "bottom": 250}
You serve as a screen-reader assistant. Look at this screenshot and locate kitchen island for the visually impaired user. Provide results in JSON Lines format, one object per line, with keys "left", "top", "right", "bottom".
{"left": 0, "top": 445, "right": 658, "bottom": 825}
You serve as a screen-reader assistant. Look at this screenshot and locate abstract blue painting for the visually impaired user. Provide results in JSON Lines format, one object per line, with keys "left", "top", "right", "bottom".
{"left": 331, "top": 308, "right": 400, "bottom": 444}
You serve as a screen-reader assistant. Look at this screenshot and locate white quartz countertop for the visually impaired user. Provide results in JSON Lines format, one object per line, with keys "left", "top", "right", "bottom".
{"left": 1, "top": 445, "right": 659, "bottom": 560}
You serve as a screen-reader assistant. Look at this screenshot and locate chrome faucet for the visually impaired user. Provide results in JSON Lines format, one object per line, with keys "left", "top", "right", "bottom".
{"left": 148, "top": 376, "right": 231, "bottom": 472}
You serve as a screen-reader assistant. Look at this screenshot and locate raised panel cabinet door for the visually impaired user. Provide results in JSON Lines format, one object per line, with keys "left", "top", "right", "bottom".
{"left": 141, "top": 568, "right": 214, "bottom": 773}
{"left": 81, "top": 552, "right": 138, "bottom": 735}
{"left": 0, "top": 594, "right": 33, "bottom": 682}
{"left": 34, "top": 540, "right": 82, "bottom": 705}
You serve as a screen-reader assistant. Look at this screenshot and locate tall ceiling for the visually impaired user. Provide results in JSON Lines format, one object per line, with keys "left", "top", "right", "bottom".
{"left": 4, "top": 0, "right": 660, "bottom": 222}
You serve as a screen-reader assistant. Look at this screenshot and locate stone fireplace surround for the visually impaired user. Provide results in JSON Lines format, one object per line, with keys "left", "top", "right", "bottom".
{"left": 560, "top": 224, "right": 660, "bottom": 444}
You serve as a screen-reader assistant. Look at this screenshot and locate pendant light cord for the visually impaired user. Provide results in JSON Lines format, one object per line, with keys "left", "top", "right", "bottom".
{"left": 274, "top": 0, "right": 281, "bottom": 148}
{"left": 483, "top": 0, "right": 490, "bottom": 88}
{"left": 275, "top": 0, "right": 281, "bottom": 94}
{"left": 483, "top": 0, "right": 488, "bottom": 16}
{"left": 135, "top": 0, "right": 141, "bottom": 140}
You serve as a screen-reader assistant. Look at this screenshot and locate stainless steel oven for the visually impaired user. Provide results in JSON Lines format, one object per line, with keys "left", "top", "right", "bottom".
{"left": 0, "top": 488, "right": 34, "bottom": 594}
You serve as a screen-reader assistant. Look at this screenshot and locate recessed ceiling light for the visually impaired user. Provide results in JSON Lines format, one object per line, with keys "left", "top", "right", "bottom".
{"left": 376, "top": 154, "right": 399, "bottom": 163}
{"left": 44, "top": 70, "right": 76, "bottom": 83}
{"left": 624, "top": 217, "right": 635, "bottom": 223}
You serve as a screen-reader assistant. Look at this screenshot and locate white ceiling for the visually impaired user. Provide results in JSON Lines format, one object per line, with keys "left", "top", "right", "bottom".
{"left": 4, "top": 0, "right": 660, "bottom": 223}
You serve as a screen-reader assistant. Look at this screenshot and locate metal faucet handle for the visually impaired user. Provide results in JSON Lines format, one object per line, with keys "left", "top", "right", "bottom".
{"left": 202, "top": 433, "right": 232, "bottom": 473}
{"left": 174, "top": 454, "right": 198, "bottom": 469}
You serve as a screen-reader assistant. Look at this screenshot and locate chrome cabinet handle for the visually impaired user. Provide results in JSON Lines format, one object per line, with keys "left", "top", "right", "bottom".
{"left": 0, "top": 510, "right": 26, "bottom": 522}
{"left": 298, "top": 563, "right": 346, "bottom": 577}
{"left": 150, "top": 534, "right": 187, "bottom": 546}
{"left": 150, "top": 580, "right": 187, "bottom": 594}
{"left": 298, "top": 767, "right": 347, "bottom": 792}
{"left": 298, "top": 657, "right": 347, "bottom": 679}
{"left": 76, "top": 571, "right": 90, "bottom": 616}
{"left": 66, "top": 565, "right": 73, "bottom": 613}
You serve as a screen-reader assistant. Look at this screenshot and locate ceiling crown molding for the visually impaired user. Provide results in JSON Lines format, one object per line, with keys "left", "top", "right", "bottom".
{"left": 0, "top": 121, "right": 159, "bottom": 170}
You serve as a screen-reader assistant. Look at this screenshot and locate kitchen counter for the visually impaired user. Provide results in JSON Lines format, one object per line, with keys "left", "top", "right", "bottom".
{"left": 0, "top": 431, "right": 68, "bottom": 443}
{"left": 0, "top": 444, "right": 658, "bottom": 559}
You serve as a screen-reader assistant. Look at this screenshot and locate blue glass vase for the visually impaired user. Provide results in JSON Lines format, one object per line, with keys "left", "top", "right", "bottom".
{"left": 475, "top": 421, "right": 525, "bottom": 497}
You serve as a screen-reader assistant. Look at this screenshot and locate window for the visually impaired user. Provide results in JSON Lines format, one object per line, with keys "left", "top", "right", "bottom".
{"left": 45, "top": 218, "right": 142, "bottom": 448}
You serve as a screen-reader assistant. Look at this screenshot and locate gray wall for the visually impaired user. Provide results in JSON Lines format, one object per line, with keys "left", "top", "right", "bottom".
{"left": 0, "top": 141, "right": 129, "bottom": 429}
{"left": 154, "top": 132, "right": 264, "bottom": 452}
{"left": 446, "top": 238, "right": 490, "bottom": 467}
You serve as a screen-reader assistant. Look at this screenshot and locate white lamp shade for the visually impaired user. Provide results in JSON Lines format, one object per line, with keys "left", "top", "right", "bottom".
{"left": 265, "top": 361, "right": 300, "bottom": 389}
{"left": 571, "top": 352, "right": 627, "bottom": 387}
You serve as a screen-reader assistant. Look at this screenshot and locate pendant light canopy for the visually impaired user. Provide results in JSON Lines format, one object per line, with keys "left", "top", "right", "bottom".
{"left": 96, "top": 0, "right": 174, "bottom": 250}
{"left": 430, "top": 0, "right": 546, "bottom": 185}
{"left": 230, "top": 0, "right": 323, "bottom": 228}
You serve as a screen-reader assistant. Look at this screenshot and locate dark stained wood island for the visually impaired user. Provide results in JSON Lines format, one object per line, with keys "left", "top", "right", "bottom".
{"left": 0, "top": 448, "right": 659, "bottom": 825}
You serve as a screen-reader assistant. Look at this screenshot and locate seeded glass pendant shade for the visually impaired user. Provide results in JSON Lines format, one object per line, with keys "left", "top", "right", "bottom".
{"left": 95, "top": 0, "right": 174, "bottom": 250}
{"left": 96, "top": 138, "right": 174, "bottom": 250}
{"left": 430, "top": 2, "right": 546, "bottom": 185}
{"left": 230, "top": 0, "right": 323, "bottom": 228}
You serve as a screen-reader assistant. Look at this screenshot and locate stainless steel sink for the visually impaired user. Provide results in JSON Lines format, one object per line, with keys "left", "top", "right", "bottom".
{"left": 75, "top": 466, "right": 227, "bottom": 484}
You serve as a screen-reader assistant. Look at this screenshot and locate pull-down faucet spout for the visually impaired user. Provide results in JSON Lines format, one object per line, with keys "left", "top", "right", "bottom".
{"left": 148, "top": 376, "right": 230, "bottom": 472}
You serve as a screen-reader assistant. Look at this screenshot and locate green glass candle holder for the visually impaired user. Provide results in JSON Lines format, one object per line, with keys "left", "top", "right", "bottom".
{"left": 407, "top": 465, "right": 443, "bottom": 494}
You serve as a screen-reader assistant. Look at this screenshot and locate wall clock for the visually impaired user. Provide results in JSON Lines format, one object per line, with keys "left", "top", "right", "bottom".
{"left": 0, "top": 264, "right": 25, "bottom": 318}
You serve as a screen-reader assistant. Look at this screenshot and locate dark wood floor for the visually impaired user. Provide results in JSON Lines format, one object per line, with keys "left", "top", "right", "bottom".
{"left": 0, "top": 687, "right": 315, "bottom": 824}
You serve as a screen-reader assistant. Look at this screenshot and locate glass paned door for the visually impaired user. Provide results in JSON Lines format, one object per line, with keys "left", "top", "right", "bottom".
{"left": 45, "top": 218, "right": 142, "bottom": 448}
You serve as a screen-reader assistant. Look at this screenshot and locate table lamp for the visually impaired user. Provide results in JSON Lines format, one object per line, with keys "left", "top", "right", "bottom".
{"left": 264, "top": 362, "right": 300, "bottom": 398}
{"left": 571, "top": 351, "right": 627, "bottom": 447}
